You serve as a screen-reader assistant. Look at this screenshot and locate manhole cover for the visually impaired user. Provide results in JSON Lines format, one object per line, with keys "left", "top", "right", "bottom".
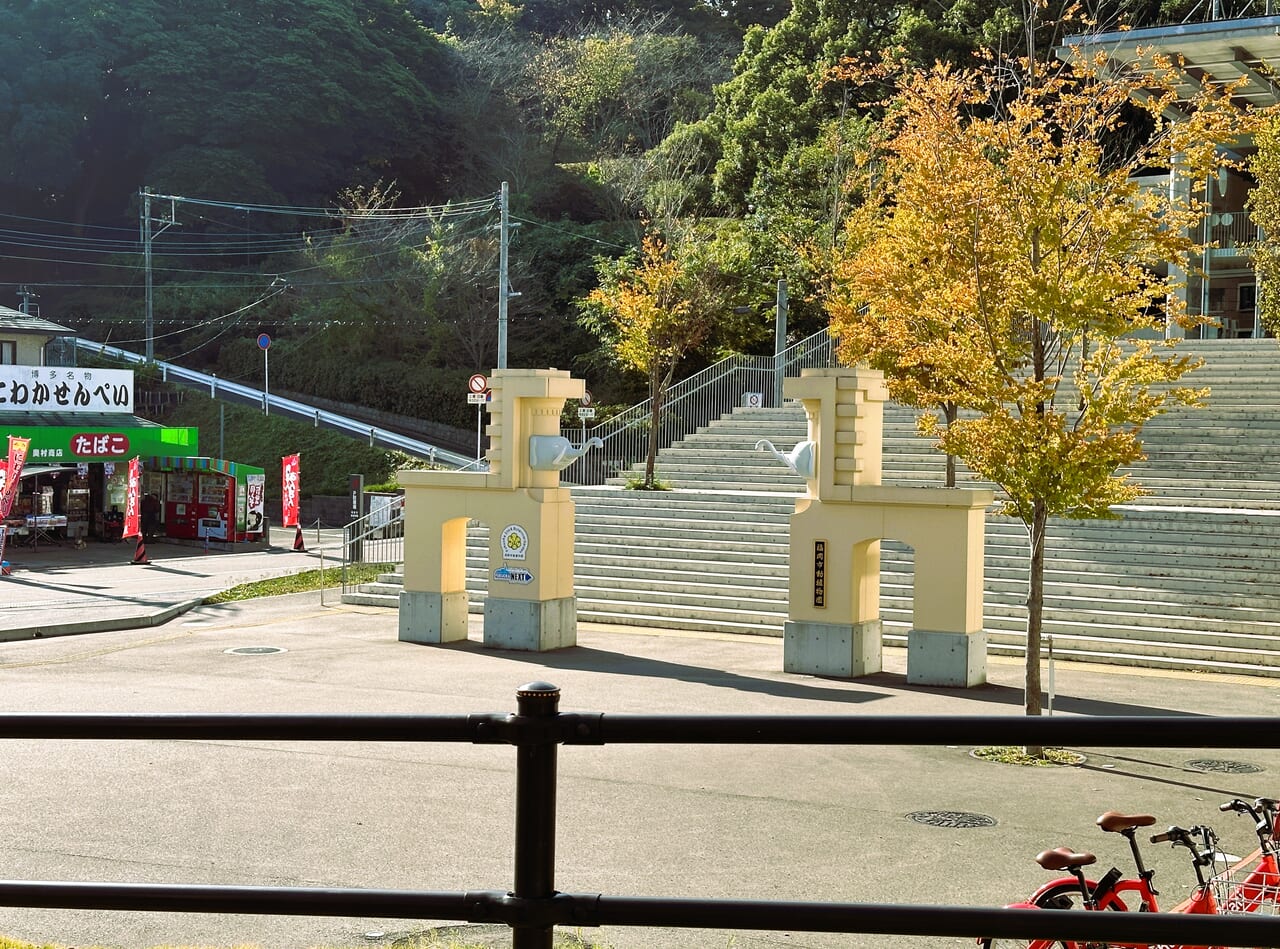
{"left": 907, "top": 810, "right": 997, "bottom": 828}
{"left": 223, "top": 646, "right": 287, "bottom": 656}
{"left": 1185, "top": 758, "right": 1263, "bottom": 774}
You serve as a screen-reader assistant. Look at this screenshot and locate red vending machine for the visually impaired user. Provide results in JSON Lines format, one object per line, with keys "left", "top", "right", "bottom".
{"left": 165, "top": 472, "right": 198, "bottom": 539}
{"left": 195, "top": 473, "right": 232, "bottom": 540}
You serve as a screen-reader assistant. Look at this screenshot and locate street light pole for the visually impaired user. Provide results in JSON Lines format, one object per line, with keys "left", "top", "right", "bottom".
{"left": 498, "top": 182, "right": 510, "bottom": 370}
{"left": 774, "top": 277, "right": 788, "bottom": 407}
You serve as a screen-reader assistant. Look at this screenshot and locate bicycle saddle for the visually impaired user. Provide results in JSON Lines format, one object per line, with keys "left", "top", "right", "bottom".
{"left": 1036, "top": 847, "right": 1097, "bottom": 871}
{"left": 1096, "top": 811, "right": 1157, "bottom": 833}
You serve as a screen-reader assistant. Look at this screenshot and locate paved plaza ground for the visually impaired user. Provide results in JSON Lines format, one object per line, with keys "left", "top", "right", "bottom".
{"left": 3, "top": 558, "right": 1280, "bottom": 949}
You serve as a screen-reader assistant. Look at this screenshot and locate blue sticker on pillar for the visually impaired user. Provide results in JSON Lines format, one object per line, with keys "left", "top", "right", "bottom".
{"left": 494, "top": 565, "right": 534, "bottom": 584}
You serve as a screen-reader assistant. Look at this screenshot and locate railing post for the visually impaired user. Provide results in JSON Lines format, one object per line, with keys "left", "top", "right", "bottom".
{"left": 513, "top": 681, "right": 560, "bottom": 949}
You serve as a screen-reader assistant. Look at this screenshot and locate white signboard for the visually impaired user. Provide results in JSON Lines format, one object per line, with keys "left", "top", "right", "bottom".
{"left": 0, "top": 366, "right": 134, "bottom": 414}
{"left": 500, "top": 524, "right": 529, "bottom": 561}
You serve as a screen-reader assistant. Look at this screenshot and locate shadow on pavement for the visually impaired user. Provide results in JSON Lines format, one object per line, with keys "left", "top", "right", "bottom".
{"left": 408, "top": 638, "right": 1222, "bottom": 714}
{"left": 418, "top": 640, "right": 891, "bottom": 704}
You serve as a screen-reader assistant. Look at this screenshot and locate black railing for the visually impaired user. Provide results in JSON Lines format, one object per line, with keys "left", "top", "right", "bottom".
{"left": 2, "top": 685, "right": 1279, "bottom": 948}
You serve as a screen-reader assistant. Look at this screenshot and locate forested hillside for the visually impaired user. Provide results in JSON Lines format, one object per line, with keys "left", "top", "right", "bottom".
{"left": 1, "top": 0, "right": 1196, "bottom": 429}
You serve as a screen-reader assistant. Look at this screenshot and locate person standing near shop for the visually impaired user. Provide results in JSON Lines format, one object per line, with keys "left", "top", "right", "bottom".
{"left": 141, "top": 492, "right": 160, "bottom": 539}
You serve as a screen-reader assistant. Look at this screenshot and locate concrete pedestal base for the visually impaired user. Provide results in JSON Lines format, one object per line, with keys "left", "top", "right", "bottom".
{"left": 398, "top": 590, "right": 469, "bottom": 644}
{"left": 483, "top": 596, "right": 577, "bottom": 651}
{"left": 783, "top": 619, "right": 883, "bottom": 677}
{"left": 907, "top": 628, "right": 987, "bottom": 687}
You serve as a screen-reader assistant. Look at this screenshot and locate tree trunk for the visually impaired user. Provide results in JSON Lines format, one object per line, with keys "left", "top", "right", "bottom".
{"left": 644, "top": 380, "right": 661, "bottom": 488}
{"left": 943, "top": 402, "right": 958, "bottom": 488}
{"left": 644, "top": 362, "right": 674, "bottom": 488}
{"left": 1023, "top": 501, "right": 1048, "bottom": 753}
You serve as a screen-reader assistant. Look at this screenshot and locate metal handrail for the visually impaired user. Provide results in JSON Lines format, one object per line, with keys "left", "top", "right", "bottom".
{"left": 560, "top": 329, "right": 839, "bottom": 485}
{"left": 73, "top": 339, "right": 473, "bottom": 467}
{"left": 340, "top": 494, "right": 404, "bottom": 592}
{"left": 0, "top": 690, "right": 1276, "bottom": 948}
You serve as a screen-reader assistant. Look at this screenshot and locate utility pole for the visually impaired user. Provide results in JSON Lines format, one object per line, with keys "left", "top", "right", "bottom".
{"left": 774, "top": 277, "right": 788, "bottom": 408}
{"left": 497, "top": 181, "right": 521, "bottom": 370}
{"left": 140, "top": 189, "right": 179, "bottom": 363}
{"left": 16, "top": 286, "right": 38, "bottom": 316}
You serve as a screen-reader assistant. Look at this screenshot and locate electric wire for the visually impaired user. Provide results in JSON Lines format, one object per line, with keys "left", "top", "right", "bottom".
{"left": 97, "top": 278, "right": 290, "bottom": 351}
{"left": 509, "top": 214, "right": 634, "bottom": 251}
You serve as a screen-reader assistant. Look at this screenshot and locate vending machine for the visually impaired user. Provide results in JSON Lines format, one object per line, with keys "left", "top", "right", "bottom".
{"left": 165, "top": 472, "right": 198, "bottom": 538}
{"left": 195, "top": 473, "right": 232, "bottom": 540}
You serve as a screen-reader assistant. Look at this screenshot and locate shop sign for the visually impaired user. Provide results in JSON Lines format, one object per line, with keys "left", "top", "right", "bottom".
{"left": 0, "top": 426, "right": 198, "bottom": 462}
{"left": 0, "top": 366, "right": 134, "bottom": 414}
{"left": 70, "top": 432, "right": 130, "bottom": 457}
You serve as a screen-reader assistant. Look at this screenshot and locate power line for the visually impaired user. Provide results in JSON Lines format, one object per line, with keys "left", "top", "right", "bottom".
{"left": 509, "top": 214, "right": 634, "bottom": 251}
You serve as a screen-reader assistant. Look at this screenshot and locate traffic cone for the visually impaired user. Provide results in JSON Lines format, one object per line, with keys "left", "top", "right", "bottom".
{"left": 131, "top": 535, "right": 151, "bottom": 565}
{"left": 292, "top": 524, "right": 306, "bottom": 552}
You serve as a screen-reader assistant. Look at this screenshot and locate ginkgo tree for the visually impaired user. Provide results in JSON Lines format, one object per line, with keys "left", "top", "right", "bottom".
{"left": 826, "top": 52, "right": 1264, "bottom": 721}
{"left": 582, "top": 232, "right": 720, "bottom": 489}
{"left": 1248, "top": 114, "right": 1280, "bottom": 332}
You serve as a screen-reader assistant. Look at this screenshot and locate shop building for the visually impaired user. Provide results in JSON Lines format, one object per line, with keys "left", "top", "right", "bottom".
{"left": 0, "top": 314, "right": 266, "bottom": 548}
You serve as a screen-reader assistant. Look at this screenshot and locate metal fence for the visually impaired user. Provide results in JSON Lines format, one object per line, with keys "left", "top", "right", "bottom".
{"left": 340, "top": 494, "right": 404, "bottom": 593}
{"left": 73, "top": 338, "right": 472, "bottom": 467}
{"left": 1, "top": 685, "right": 1278, "bottom": 948}
{"left": 559, "top": 330, "right": 840, "bottom": 485}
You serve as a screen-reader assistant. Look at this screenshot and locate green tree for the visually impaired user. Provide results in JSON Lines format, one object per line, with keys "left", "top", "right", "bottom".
{"left": 1249, "top": 115, "right": 1280, "bottom": 333}
{"left": 582, "top": 232, "right": 726, "bottom": 487}
{"left": 827, "top": 55, "right": 1263, "bottom": 724}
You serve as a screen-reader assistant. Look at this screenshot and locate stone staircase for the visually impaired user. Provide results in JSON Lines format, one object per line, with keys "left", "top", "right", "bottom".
{"left": 344, "top": 338, "right": 1280, "bottom": 676}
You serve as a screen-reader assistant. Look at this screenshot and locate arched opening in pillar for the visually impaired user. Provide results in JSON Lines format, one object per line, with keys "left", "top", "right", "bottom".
{"left": 465, "top": 517, "right": 491, "bottom": 615}
{"left": 878, "top": 537, "right": 915, "bottom": 652}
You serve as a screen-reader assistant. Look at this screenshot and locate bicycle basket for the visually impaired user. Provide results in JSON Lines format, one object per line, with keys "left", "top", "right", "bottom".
{"left": 1208, "top": 851, "right": 1280, "bottom": 915}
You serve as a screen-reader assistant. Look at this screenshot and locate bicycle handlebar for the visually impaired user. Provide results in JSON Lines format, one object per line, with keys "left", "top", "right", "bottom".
{"left": 1151, "top": 825, "right": 1194, "bottom": 846}
{"left": 1219, "top": 798, "right": 1276, "bottom": 852}
{"left": 1151, "top": 824, "right": 1218, "bottom": 853}
{"left": 1220, "top": 799, "right": 1260, "bottom": 818}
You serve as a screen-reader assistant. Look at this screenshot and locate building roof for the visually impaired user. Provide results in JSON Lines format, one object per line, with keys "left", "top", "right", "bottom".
{"left": 0, "top": 306, "right": 75, "bottom": 336}
{"left": 1059, "top": 15, "right": 1280, "bottom": 109}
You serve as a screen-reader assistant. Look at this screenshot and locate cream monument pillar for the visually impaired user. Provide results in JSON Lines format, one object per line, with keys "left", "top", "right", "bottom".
{"left": 397, "top": 369, "right": 595, "bottom": 651}
{"left": 776, "top": 368, "right": 993, "bottom": 687}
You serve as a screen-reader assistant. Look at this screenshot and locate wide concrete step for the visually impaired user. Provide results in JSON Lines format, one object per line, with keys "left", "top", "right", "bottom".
{"left": 342, "top": 590, "right": 400, "bottom": 608}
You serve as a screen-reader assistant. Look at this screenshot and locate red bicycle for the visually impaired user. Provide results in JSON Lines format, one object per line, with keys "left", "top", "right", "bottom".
{"left": 981, "top": 798, "right": 1280, "bottom": 949}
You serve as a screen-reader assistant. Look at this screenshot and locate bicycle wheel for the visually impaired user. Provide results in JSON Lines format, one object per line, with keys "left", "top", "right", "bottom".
{"left": 980, "top": 882, "right": 1123, "bottom": 949}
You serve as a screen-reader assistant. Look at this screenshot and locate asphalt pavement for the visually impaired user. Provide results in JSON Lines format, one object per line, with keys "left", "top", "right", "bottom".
{"left": 2, "top": 539, "right": 1280, "bottom": 949}
{"left": 0, "top": 525, "right": 347, "bottom": 640}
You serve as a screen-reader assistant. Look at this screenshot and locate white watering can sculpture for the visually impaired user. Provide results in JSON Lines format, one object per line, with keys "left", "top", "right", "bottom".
{"left": 756, "top": 438, "right": 816, "bottom": 480}
{"left": 528, "top": 435, "right": 604, "bottom": 471}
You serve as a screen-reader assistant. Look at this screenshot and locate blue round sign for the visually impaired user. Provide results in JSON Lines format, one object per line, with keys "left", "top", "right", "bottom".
{"left": 257, "top": 333, "right": 271, "bottom": 350}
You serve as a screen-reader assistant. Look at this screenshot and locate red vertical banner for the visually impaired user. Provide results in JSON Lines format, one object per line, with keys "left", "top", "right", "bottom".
{"left": 0, "top": 458, "right": 8, "bottom": 571}
{"left": 0, "top": 436, "right": 31, "bottom": 518}
{"left": 281, "top": 454, "right": 300, "bottom": 528}
{"left": 123, "top": 457, "right": 142, "bottom": 539}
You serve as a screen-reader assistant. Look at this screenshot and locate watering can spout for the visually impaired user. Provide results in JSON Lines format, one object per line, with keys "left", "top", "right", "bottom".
{"left": 529, "top": 435, "right": 604, "bottom": 471}
{"left": 756, "top": 438, "right": 815, "bottom": 480}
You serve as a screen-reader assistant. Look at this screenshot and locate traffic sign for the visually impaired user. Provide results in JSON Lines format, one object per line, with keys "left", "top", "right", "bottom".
{"left": 577, "top": 407, "right": 596, "bottom": 420}
{"left": 257, "top": 333, "right": 271, "bottom": 351}
{"left": 468, "top": 373, "right": 488, "bottom": 394}
{"left": 467, "top": 392, "right": 489, "bottom": 404}
{"left": 581, "top": 390, "right": 593, "bottom": 407}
